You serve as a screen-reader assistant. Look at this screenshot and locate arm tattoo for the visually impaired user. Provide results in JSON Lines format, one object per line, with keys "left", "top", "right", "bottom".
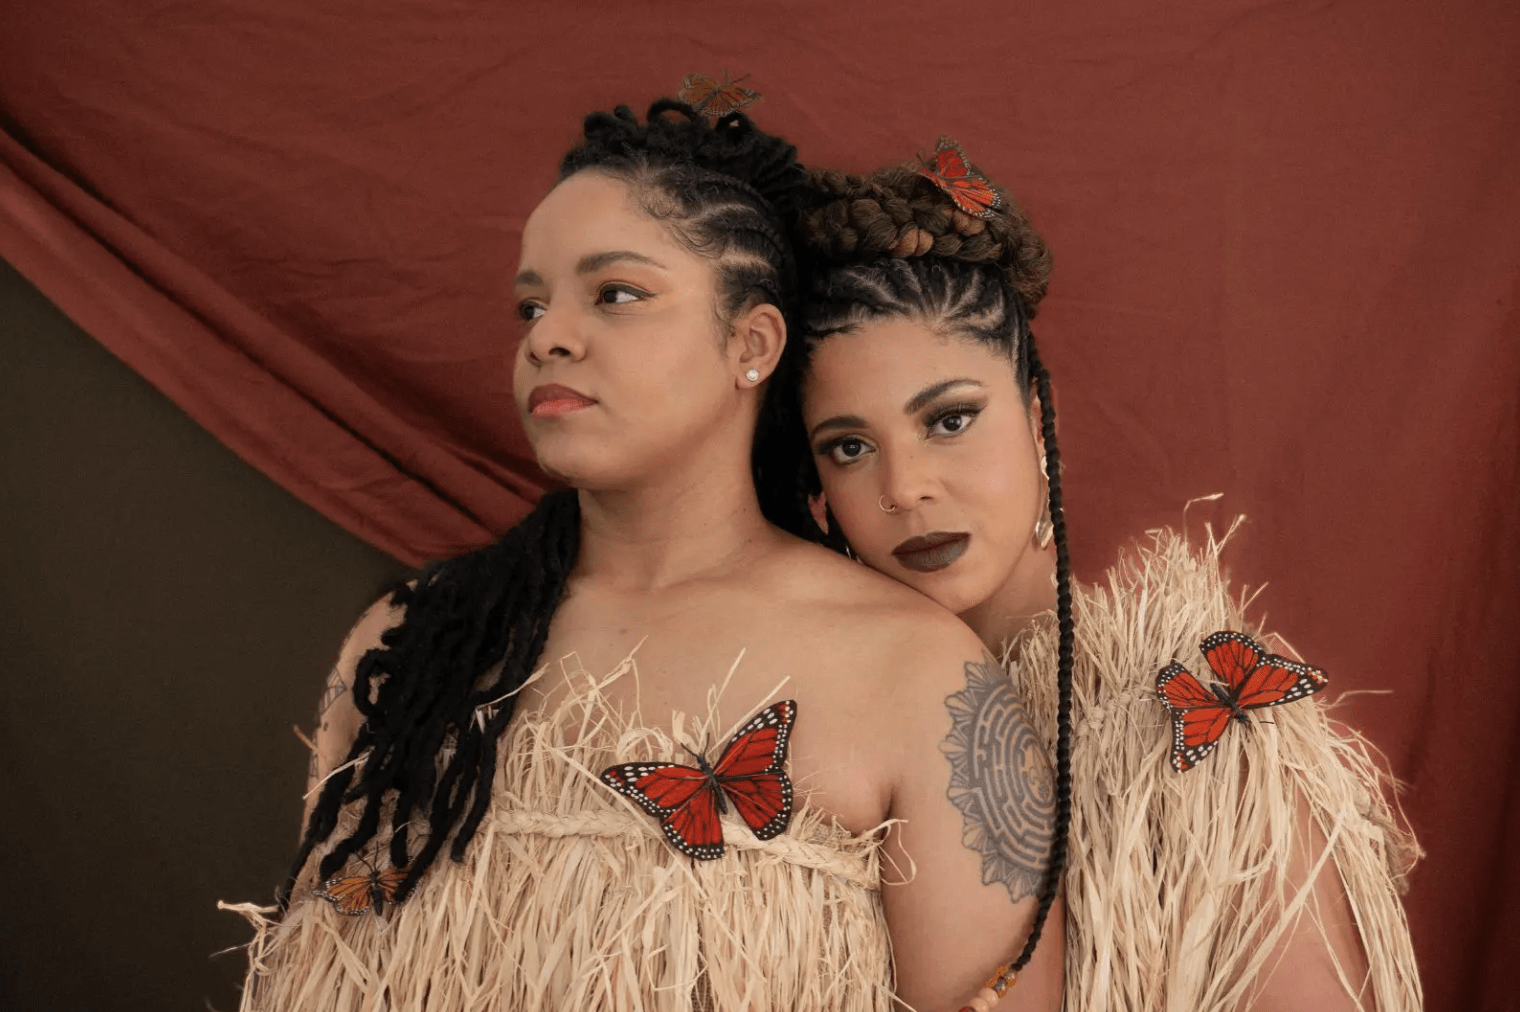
{"left": 310, "top": 665, "right": 348, "bottom": 780}
{"left": 941, "top": 656, "right": 1054, "bottom": 903}
{"left": 317, "top": 665, "right": 348, "bottom": 723}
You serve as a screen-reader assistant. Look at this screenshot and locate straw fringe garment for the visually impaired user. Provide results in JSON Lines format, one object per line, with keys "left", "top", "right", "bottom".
{"left": 226, "top": 524, "right": 1423, "bottom": 1012}
{"left": 225, "top": 660, "right": 898, "bottom": 1012}
{"left": 1014, "top": 524, "right": 1422, "bottom": 1012}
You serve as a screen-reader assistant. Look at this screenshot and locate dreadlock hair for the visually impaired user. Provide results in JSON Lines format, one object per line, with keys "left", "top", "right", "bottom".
{"left": 771, "top": 151, "right": 1074, "bottom": 977}
{"left": 281, "top": 100, "right": 807, "bottom": 909}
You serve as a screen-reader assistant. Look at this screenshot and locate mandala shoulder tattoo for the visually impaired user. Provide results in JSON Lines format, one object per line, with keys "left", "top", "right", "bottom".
{"left": 940, "top": 656, "right": 1054, "bottom": 903}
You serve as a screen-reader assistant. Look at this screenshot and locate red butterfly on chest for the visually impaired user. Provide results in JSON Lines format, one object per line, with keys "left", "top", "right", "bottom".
{"left": 1156, "top": 631, "right": 1329, "bottom": 772}
{"left": 600, "top": 699, "right": 797, "bottom": 860}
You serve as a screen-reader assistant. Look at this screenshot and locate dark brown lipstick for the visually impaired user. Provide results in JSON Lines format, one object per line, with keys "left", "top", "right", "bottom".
{"left": 891, "top": 531, "right": 970, "bottom": 573}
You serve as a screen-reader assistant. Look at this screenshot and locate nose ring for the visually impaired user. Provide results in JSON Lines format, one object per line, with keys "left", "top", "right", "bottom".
{"left": 878, "top": 495, "right": 898, "bottom": 514}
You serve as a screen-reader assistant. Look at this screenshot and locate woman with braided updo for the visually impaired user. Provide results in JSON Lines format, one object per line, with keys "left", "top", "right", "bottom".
{"left": 764, "top": 150, "right": 1423, "bottom": 1011}
{"left": 228, "top": 103, "right": 1063, "bottom": 1012}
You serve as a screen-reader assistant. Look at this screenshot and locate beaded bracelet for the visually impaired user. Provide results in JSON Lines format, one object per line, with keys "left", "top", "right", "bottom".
{"left": 957, "top": 962, "right": 1017, "bottom": 1011}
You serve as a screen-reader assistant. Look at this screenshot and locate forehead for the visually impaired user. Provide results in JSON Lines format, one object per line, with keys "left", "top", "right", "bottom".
{"left": 517, "top": 171, "right": 693, "bottom": 276}
{"left": 804, "top": 317, "right": 1017, "bottom": 414}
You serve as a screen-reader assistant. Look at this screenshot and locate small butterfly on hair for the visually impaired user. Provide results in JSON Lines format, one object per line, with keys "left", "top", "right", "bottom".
{"left": 678, "top": 71, "right": 761, "bottom": 119}
{"left": 915, "top": 136, "right": 1003, "bottom": 219}
{"left": 315, "top": 848, "right": 409, "bottom": 916}
{"left": 600, "top": 699, "right": 796, "bottom": 860}
{"left": 1155, "top": 630, "right": 1329, "bottom": 773}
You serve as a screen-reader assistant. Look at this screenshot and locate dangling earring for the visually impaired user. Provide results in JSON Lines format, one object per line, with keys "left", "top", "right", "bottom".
{"left": 1033, "top": 453, "right": 1054, "bottom": 550}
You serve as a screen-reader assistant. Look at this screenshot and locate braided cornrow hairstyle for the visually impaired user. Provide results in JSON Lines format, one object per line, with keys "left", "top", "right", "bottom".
{"left": 281, "top": 100, "right": 807, "bottom": 908}
{"left": 772, "top": 147, "right": 1074, "bottom": 978}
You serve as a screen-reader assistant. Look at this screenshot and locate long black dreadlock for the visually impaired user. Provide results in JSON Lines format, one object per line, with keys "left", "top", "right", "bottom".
{"left": 281, "top": 100, "right": 807, "bottom": 907}
{"left": 771, "top": 159, "right": 1075, "bottom": 979}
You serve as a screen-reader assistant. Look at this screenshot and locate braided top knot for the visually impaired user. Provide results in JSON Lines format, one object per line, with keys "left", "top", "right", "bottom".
{"left": 799, "top": 159, "right": 1052, "bottom": 317}
{"left": 562, "top": 99, "right": 809, "bottom": 217}
{"left": 556, "top": 98, "right": 808, "bottom": 327}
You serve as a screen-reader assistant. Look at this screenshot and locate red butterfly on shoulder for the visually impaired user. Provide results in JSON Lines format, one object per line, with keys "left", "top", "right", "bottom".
{"left": 1156, "top": 631, "right": 1329, "bottom": 773}
{"left": 916, "top": 136, "right": 1003, "bottom": 219}
{"left": 600, "top": 699, "right": 797, "bottom": 860}
{"left": 315, "top": 855, "right": 408, "bottom": 916}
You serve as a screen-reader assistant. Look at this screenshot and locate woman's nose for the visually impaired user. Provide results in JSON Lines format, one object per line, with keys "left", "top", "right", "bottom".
{"left": 879, "top": 444, "right": 940, "bottom": 512}
{"left": 522, "top": 306, "right": 586, "bottom": 365}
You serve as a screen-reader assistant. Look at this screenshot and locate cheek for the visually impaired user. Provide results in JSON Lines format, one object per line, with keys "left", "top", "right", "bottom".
{"left": 960, "top": 448, "right": 1039, "bottom": 524}
{"left": 817, "top": 472, "right": 881, "bottom": 544}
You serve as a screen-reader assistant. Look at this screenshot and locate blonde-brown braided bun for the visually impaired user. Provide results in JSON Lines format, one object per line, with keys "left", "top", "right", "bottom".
{"left": 798, "top": 158, "right": 1052, "bottom": 315}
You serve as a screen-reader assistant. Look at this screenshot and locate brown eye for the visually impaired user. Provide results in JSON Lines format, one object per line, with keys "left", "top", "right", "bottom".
{"left": 824, "top": 436, "right": 874, "bottom": 466}
{"left": 597, "top": 284, "right": 646, "bottom": 306}
{"left": 517, "top": 301, "right": 545, "bottom": 322}
{"left": 927, "top": 405, "right": 981, "bottom": 438}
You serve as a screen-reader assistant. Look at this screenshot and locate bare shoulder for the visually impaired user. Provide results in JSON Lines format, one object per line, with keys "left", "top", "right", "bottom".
{"left": 767, "top": 537, "right": 983, "bottom": 660}
{"left": 307, "top": 594, "right": 406, "bottom": 798}
{"left": 759, "top": 547, "right": 1063, "bottom": 1006}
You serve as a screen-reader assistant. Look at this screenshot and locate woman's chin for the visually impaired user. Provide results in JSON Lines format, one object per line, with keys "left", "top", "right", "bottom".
{"left": 531, "top": 452, "right": 609, "bottom": 491}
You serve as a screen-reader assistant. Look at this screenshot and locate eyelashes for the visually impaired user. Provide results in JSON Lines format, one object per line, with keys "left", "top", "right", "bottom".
{"left": 516, "top": 283, "right": 654, "bottom": 323}
{"left": 925, "top": 402, "right": 982, "bottom": 436}
{"left": 813, "top": 401, "right": 986, "bottom": 467}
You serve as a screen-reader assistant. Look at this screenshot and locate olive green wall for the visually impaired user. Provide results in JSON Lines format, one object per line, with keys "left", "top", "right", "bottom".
{"left": 0, "top": 259, "right": 408, "bottom": 1010}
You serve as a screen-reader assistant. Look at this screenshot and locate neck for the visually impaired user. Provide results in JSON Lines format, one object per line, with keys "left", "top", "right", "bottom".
{"left": 958, "top": 543, "right": 1058, "bottom": 655}
{"left": 575, "top": 458, "right": 777, "bottom": 592}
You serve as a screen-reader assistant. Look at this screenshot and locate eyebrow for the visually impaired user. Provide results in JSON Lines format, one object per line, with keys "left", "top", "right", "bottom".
{"left": 904, "top": 378, "right": 984, "bottom": 414}
{"left": 514, "top": 250, "right": 669, "bottom": 288}
{"left": 808, "top": 413, "right": 869, "bottom": 441}
{"left": 808, "top": 378, "right": 985, "bottom": 441}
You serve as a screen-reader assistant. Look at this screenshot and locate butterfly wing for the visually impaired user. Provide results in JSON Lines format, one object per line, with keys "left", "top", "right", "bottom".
{"left": 601, "top": 762, "right": 709, "bottom": 818}
{"left": 710, "top": 700, "right": 797, "bottom": 838}
{"left": 1201, "top": 631, "right": 1265, "bottom": 693}
{"left": 1202, "top": 630, "right": 1329, "bottom": 710}
{"left": 658, "top": 786, "right": 726, "bottom": 859}
{"left": 1156, "top": 661, "right": 1233, "bottom": 772}
{"left": 372, "top": 865, "right": 408, "bottom": 909}
{"left": 1156, "top": 660, "right": 1219, "bottom": 711}
{"left": 679, "top": 72, "right": 758, "bottom": 116}
{"left": 601, "top": 761, "right": 726, "bottom": 860}
{"left": 679, "top": 73, "right": 720, "bottom": 110}
{"left": 705, "top": 81, "right": 759, "bottom": 116}
{"left": 917, "top": 137, "right": 1003, "bottom": 219}
{"left": 317, "top": 872, "right": 377, "bottom": 915}
{"left": 721, "top": 772, "right": 794, "bottom": 840}
{"left": 712, "top": 699, "right": 797, "bottom": 778}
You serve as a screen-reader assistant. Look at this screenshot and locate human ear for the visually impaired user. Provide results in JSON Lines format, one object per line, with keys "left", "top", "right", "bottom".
{"left": 730, "top": 301, "right": 786, "bottom": 387}
{"left": 1027, "top": 391, "right": 1047, "bottom": 462}
{"left": 807, "top": 491, "right": 830, "bottom": 535}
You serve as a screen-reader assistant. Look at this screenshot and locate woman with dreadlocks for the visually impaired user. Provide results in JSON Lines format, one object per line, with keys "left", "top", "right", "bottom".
{"left": 760, "top": 146, "right": 1423, "bottom": 1011}
{"left": 228, "top": 103, "right": 1063, "bottom": 1012}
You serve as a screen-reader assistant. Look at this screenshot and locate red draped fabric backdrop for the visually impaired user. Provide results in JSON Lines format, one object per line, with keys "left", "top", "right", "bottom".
{"left": 1, "top": 2, "right": 1515, "bottom": 1009}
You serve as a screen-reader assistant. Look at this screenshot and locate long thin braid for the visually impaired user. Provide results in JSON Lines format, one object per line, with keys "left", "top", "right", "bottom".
{"left": 1005, "top": 331, "right": 1074, "bottom": 973}
{"left": 278, "top": 490, "right": 581, "bottom": 907}
{"left": 783, "top": 143, "right": 1074, "bottom": 983}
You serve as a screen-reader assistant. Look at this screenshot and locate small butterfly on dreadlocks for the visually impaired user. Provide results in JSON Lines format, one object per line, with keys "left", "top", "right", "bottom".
{"left": 679, "top": 71, "right": 761, "bottom": 119}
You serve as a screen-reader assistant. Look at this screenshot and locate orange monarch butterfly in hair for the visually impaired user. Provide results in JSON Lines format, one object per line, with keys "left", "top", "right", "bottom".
{"left": 916, "top": 136, "right": 1003, "bottom": 219}
{"left": 679, "top": 71, "right": 760, "bottom": 118}
{"left": 600, "top": 699, "right": 796, "bottom": 860}
{"left": 1156, "top": 631, "right": 1329, "bottom": 772}
{"left": 315, "top": 852, "right": 408, "bottom": 916}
